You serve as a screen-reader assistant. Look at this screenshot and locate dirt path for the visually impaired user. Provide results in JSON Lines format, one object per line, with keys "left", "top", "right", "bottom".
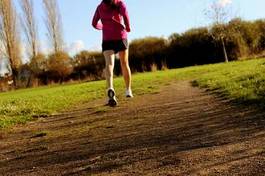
{"left": 0, "top": 81, "right": 265, "bottom": 176}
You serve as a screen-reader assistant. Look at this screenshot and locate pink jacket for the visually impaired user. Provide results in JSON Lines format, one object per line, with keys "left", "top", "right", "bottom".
{"left": 92, "top": 0, "right": 131, "bottom": 41}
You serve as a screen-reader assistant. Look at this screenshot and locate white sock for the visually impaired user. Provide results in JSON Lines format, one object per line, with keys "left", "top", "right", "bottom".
{"left": 126, "top": 88, "right": 133, "bottom": 97}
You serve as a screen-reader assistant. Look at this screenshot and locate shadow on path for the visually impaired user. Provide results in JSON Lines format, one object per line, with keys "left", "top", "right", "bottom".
{"left": 0, "top": 81, "right": 264, "bottom": 176}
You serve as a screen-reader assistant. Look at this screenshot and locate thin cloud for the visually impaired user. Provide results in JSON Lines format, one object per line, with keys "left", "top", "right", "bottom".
{"left": 68, "top": 40, "right": 85, "bottom": 56}
{"left": 0, "top": 58, "right": 9, "bottom": 76}
{"left": 39, "top": 41, "right": 52, "bottom": 55}
{"left": 218, "top": 0, "right": 232, "bottom": 7}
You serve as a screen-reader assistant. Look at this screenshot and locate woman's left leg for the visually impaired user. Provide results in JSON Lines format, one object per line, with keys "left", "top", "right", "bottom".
{"left": 119, "top": 49, "right": 133, "bottom": 97}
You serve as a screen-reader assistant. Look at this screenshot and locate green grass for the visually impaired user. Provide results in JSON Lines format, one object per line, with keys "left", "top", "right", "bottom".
{"left": 1, "top": 58, "right": 265, "bottom": 128}
{"left": 194, "top": 58, "right": 265, "bottom": 106}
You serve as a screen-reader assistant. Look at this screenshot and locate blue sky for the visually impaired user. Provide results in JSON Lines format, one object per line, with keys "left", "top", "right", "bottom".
{"left": 15, "top": 0, "right": 265, "bottom": 55}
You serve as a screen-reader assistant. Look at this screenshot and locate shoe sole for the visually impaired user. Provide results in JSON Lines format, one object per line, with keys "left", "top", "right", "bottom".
{"left": 108, "top": 99, "right": 117, "bottom": 107}
{"left": 108, "top": 89, "right": 117, "bottom": 107}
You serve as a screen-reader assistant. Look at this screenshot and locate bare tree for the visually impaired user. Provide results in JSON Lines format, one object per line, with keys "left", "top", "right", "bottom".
{"left": 20, "top": 0, "right": 38, "bottom": 58}
{"left": 205, "top": 1, "right": 232, "bottom": 63}
{"left": 0, "top": 0, "right": 22, "bottom": 87}
{"left": 42, "top": 0, "right": 64, "bottom": 53}
{"left": 0, "top": 36, "right": 5, "bottom": 58}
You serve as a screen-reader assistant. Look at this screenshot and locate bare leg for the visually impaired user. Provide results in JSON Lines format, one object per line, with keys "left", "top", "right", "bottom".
{"left": 103, "top": 50, "right": 115, "bottom": 90}
{"left": 119, "top": 49, "right": 132, "bottom": 90}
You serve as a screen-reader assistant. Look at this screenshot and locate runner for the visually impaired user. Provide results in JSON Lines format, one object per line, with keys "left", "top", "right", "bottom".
{"left": 92, "top": 0, "right": 133, "bottom": 107}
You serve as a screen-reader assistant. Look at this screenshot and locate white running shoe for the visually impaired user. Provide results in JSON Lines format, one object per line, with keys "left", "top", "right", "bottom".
{"left": 125, "top": 89, "right": 134, "bottom": 98}
{"left": 107, "top": 88, "right": 118, "bottom": 107}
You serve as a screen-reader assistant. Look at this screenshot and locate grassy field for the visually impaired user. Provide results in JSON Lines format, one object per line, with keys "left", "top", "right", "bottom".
{"left": 0, "top": 58, "right": 264, "bottom": 128}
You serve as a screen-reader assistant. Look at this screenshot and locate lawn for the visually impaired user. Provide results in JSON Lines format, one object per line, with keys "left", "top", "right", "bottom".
{"left": 0, "top": 58, "right": 264, "bottom": 128}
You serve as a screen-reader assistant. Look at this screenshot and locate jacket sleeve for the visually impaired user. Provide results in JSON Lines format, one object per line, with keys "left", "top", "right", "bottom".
{"left": 92, "top": 7, "right": 103, "bottom": 30}
{"left": 119, "top": 1, "right": 131, "bottom": 32}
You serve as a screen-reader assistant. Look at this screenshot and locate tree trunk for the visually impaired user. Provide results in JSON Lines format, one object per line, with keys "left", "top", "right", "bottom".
{"left": 11, "top": 68, "right": 18, "bottom": 88}
{"left": 60, "top": 76, "right": 64, "bottom": 84}
{"left": 26, "top": 73, "right": 32, "bottom": 88}
{"left": 221, "top": 37, "right": 229, "bottom": 63}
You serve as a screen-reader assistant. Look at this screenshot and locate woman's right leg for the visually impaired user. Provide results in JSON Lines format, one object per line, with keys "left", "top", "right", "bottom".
{"left": 103, "top": 50, "right": 115, "bottom": 90}
{"left": 103, "top": 50, "right": 118, "bottom": 106}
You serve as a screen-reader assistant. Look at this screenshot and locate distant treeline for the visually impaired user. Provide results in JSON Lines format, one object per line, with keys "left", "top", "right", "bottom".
{"left": 129, "top": 18, "right": 265, "bottom": 71}
{"left": 1, "top": 18, "right": 265, "bottom": 90}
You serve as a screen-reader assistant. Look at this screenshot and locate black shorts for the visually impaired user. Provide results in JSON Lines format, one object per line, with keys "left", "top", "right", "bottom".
{"left": 102, "top": 39, "right": 128, "bottom": 54}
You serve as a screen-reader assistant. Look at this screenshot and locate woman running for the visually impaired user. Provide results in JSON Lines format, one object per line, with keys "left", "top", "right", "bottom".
{"left": 92, "top": 0, "right": 133, "bottom": 107}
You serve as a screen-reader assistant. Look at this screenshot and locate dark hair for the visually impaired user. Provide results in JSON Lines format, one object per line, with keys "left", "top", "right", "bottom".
{"left": 103, "top": 0, "right": 118, "bottom": 10}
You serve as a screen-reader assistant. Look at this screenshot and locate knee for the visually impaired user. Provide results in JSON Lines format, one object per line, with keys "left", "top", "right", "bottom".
{"left": 105, "top": 66, "right": 113, "bottom": 76}
{"left": 120, "top": 60, "right": 129, "bottom": 68}
{"left": 106, "top": 70, "right": 113, "bottom": 78}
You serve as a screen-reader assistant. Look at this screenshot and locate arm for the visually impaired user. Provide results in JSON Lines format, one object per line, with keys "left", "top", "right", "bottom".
{"left": 92, "top": 7, "right": 103, "bottom": 30}
{"left": 119, "top": 1, "right": 131, "bottom": 32}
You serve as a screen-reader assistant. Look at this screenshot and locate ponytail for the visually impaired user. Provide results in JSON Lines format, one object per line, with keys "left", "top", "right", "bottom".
{"left": 103, "top": 0, "right": 119, "bottom": 10}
